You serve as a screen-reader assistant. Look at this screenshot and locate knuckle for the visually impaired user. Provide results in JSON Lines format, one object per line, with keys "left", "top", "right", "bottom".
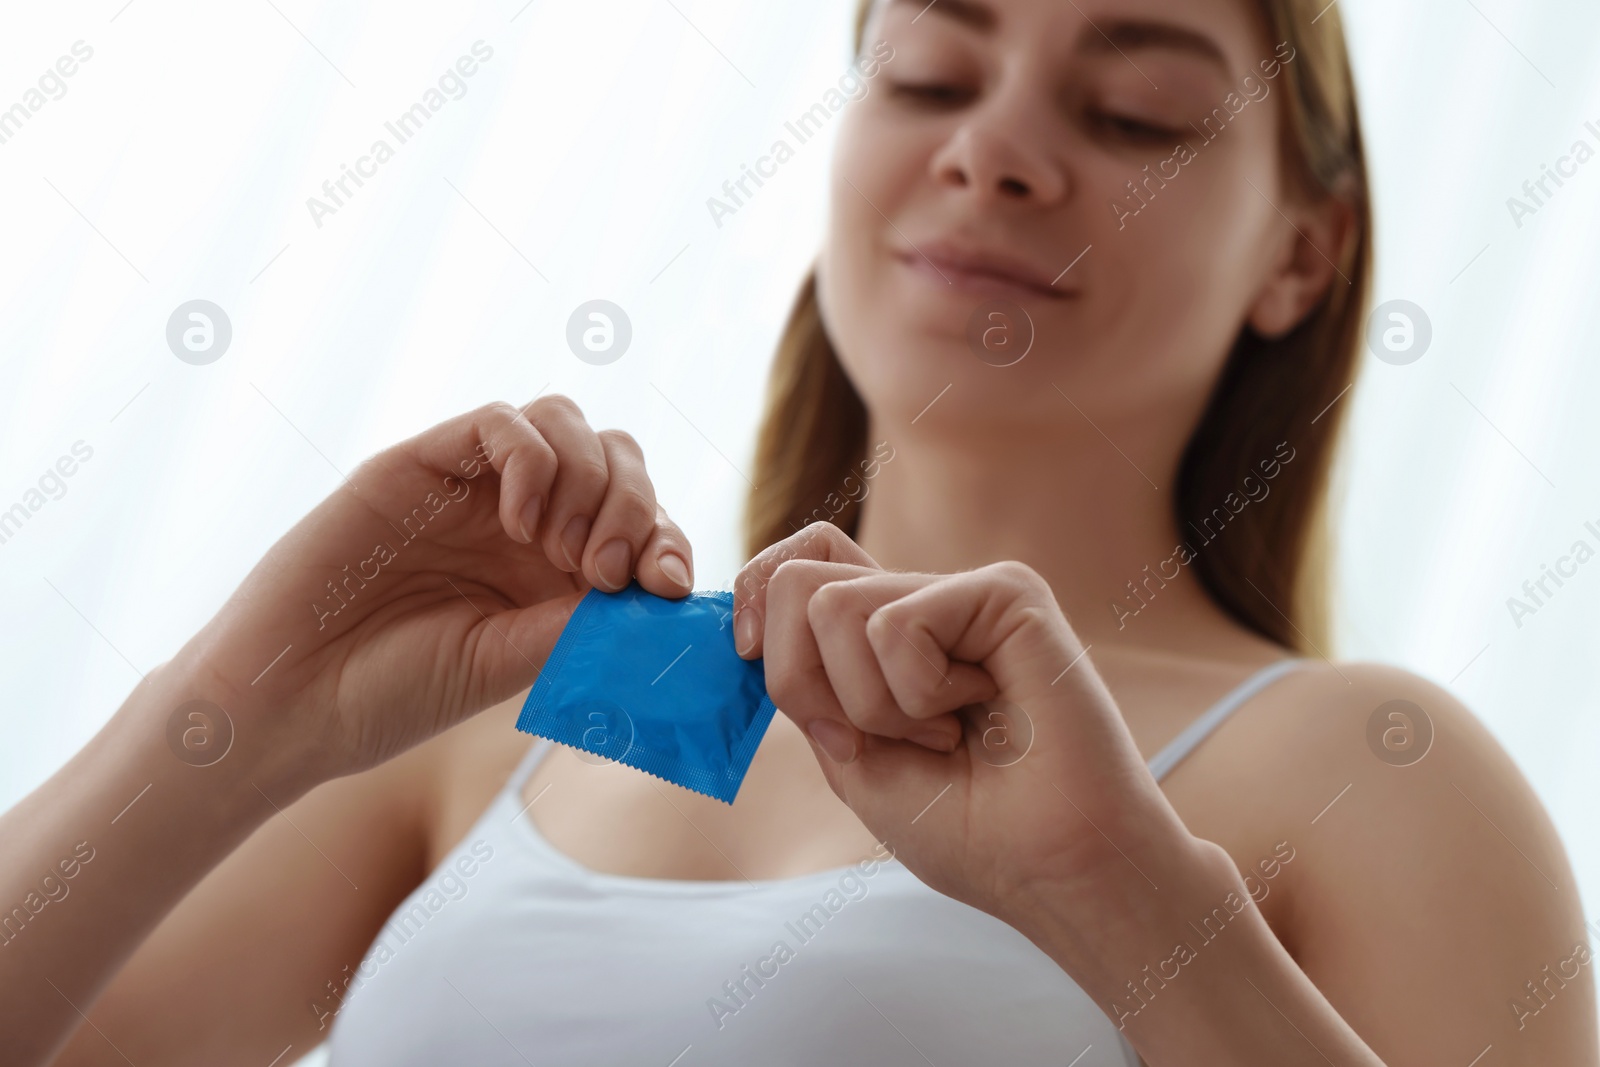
{"left": 804, "top": 520, "right": 845, "bottom": 553}
{"left": 763, "top": 540, "right": 802, "bottom": 577}
{"left": 606, "top": 488, "right": 656, "bottom": 533}
{"left": 768, "top": 558, "right": 814, "bottom": 605}
{"left": 561, "top": 457, "right": 610, "bottom": 493}
{"left": 596, "top": 427, "right": 642, "bottom": 455}
{"left": 768, "top": 557, "right": 803, "bottom": 594}
{"left": 473, "top": 403, "right": 518, "bottom": 447}
{"left": 1015, "top": 604, "right": 1057, "bottom": 637}
{"left": 741, "top": 540, "right": 805, "bottom": 606}
{"left": 482, "top": 400, "right": 522, "bottom": 423}
{"left": 807, "top": 579, "right": 855, "bottom": 626}
{"left": 863, "top": 603, "right": 900, "bottom": 646}
{"left": 989, "top": 559, "right": 1045, "bottom": 593}
{"left": 529, "top": 393, "right": 584, "bottom": 422}
{"left": 528, "top": 432, "right": 560, "bottom": 463}
{"left": 784, "top": 523, "right": 823, "bottom": 560}
{"left": 651, "top": 504, "right": 683, "bottom": 537}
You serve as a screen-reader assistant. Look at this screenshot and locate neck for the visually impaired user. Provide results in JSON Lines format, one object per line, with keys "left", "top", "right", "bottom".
{"left": 851, "top": 410, "right": 1261, "bottom": 659}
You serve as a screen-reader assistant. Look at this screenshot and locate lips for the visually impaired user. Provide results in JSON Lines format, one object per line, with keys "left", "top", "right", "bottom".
{"left": 893, "top": 238, "right": 1077, "bottom": 300}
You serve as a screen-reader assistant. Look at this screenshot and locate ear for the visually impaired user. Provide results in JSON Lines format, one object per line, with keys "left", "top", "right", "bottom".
{"left": 1246, "top": 191, "right": 1357, "bottom": 339}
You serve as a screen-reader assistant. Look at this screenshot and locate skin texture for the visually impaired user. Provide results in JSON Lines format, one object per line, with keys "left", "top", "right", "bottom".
{"left": 1, "top": 0, "right": 1593, "bottom": 1064}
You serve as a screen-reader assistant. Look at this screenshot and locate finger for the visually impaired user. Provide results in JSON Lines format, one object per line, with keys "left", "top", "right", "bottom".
{"left": 387, "top": 400, "right": 558, "bottom": 547}
{"left": 524, "top": 395, "right": 610, "bottom": 574}
{"left": 582, "top": 429, "right": 663, "bottom": 593}
{"left": 733, "top": 521, "right": 881, "bottom": 659}
{"left": 761, "top": 559, "right": 881, "bottom": 761}
{"left": 486, "top": 399, "right": 560, "bottom": 544}
{"left": 865, "top": 562, "right": 1074, "bottom": 713}
{"left": 635, "top": 504, "right": 696, "bottom": 597}
{"left": 809, "top": 574, "right": 991, "bottom": 751}
{"left": 468, "top": 590, "right": 587, "bottom": 701}
{"left": 837, "top": 573, "right": 1001, "bottom": 728}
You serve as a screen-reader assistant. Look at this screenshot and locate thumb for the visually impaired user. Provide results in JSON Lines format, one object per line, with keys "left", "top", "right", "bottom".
{"left": 473, "top": 590, "right": 587, "bottom": 703}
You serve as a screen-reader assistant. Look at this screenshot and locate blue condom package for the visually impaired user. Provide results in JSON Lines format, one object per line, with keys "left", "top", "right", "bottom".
{"left": 516, "top": 581, "right": 778, "bottom": 805}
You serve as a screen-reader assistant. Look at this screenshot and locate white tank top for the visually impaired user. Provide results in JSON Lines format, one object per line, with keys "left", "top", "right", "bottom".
{"left": 324, "top": 657, "right": 1306, "bottom": 1066}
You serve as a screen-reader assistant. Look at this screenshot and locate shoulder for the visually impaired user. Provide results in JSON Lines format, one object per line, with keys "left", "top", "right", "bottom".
{"left": 1264, "top": 657, "right": 1505, "bottom": 785}
{"left": 1206, "top": 658, "right": 1594, "bottom": 1058}
{"left": 1259, "top": 659, "right": 1545, "bottom": 850}
{"left": 1232, "top": 658, "right": 1562, "bottom": 895}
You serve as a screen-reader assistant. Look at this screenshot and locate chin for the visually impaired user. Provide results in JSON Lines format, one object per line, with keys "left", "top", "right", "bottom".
{"left": 839, "top": 333, "right": 1068, "bottom": 438}
{"left": 820, "top": 250, "right": 1085, "bottom": 433}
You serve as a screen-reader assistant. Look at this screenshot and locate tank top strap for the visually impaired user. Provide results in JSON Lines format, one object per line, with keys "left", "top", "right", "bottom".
{"left": 504, "top": 734, "right": 558, "bottom": 796}
{"left": 1147, "top": 657, "right": 1310, "bottom": 782}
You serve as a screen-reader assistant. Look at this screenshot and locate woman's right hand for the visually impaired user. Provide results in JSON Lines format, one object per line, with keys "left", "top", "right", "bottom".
{"left": 171, "top": 395, "right": 694, "bottom": 793}
{"left": 2, "top": 395, "right": 695, "bottom": 1067}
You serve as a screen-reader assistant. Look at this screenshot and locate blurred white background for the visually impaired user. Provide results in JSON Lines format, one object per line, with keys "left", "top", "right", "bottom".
{"left": 1, "top": 0, "right": 1597, "bottom": 1062}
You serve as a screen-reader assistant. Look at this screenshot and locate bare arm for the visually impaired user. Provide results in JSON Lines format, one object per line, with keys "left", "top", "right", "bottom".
{"left": 19, "top": 674, "right": 444, "bottom": 1066}
{"left": 0, "top": 397, "right": 695, "bottom": 1065}
{"left": 1273, "top": 664, "right": 1596, "bottom": 1064}
{"left": 1016, "top": 663, "right": 1597, "bottom": 1065}
{"left": 3, "top": 660, "right": 330, "bottom": 1064}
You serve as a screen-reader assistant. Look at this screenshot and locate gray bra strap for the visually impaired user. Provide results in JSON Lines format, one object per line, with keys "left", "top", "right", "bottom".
{"left": 1147, "top": 658, "right": 1309, "bottom": 782}
{"left": 505, "top": 735, "right": 557, "bottom": 795}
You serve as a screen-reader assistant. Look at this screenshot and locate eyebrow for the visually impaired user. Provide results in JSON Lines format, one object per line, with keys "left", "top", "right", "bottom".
{"left": 1088, "top": 20, "right": 1232, "bottom": 78}
{"left": 888, "top": 0, "right": 1233, "bottom": 78}
{"left": 891, "top": 0, "right": 996, "bottom": 33}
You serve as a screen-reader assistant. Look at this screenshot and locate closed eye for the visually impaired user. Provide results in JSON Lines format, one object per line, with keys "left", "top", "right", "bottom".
{"left": 889, "top": 82, "right": 977, "bottom": 107}
{"left": 1093, "top": 111, "right": 1183, "bottom": 143}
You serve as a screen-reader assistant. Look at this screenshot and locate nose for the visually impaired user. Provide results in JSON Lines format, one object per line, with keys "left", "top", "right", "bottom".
{"left": 928, "top": 96, "right": 1069, "bottom": 205}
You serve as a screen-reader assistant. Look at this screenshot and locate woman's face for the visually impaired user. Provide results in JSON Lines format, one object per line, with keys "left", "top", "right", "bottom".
{"left": 819, "top": 0, "right": 1331, "bottom": 437}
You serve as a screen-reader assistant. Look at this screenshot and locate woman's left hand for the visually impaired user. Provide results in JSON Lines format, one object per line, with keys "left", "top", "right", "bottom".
{"left": 733, "top": 523, "right": 1210, "bottom": 931}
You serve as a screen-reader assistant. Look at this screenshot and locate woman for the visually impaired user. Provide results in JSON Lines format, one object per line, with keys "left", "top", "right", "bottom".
{"left": 4, "top": 0, "right": 1593, "bottom": 1063}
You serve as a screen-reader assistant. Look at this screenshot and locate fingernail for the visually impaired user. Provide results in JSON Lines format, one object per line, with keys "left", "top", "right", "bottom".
{"left": 560, "top": 516, "right": 590, "bottom": 572}
{"left": 518, "top": 496, "right": 542, "bottom": 544}
{"left": 594, "top": 538, "right": 631, "bottom": 591}
{"left": 657, "top": 550, "right": 690, "bottom": 589}
{"left": 911, "top": 727, "right": 959, "bottom": 752}
{"left": 734, "top": 605, "right": 758, "bottom": 656}
{"left": 808, "top": 719, "right": 857, "bottom": 764}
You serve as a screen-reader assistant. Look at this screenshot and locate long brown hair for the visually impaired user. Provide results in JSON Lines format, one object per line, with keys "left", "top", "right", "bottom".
{"left": 742, "top": 0, "right": 1371, "bottom": 655}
